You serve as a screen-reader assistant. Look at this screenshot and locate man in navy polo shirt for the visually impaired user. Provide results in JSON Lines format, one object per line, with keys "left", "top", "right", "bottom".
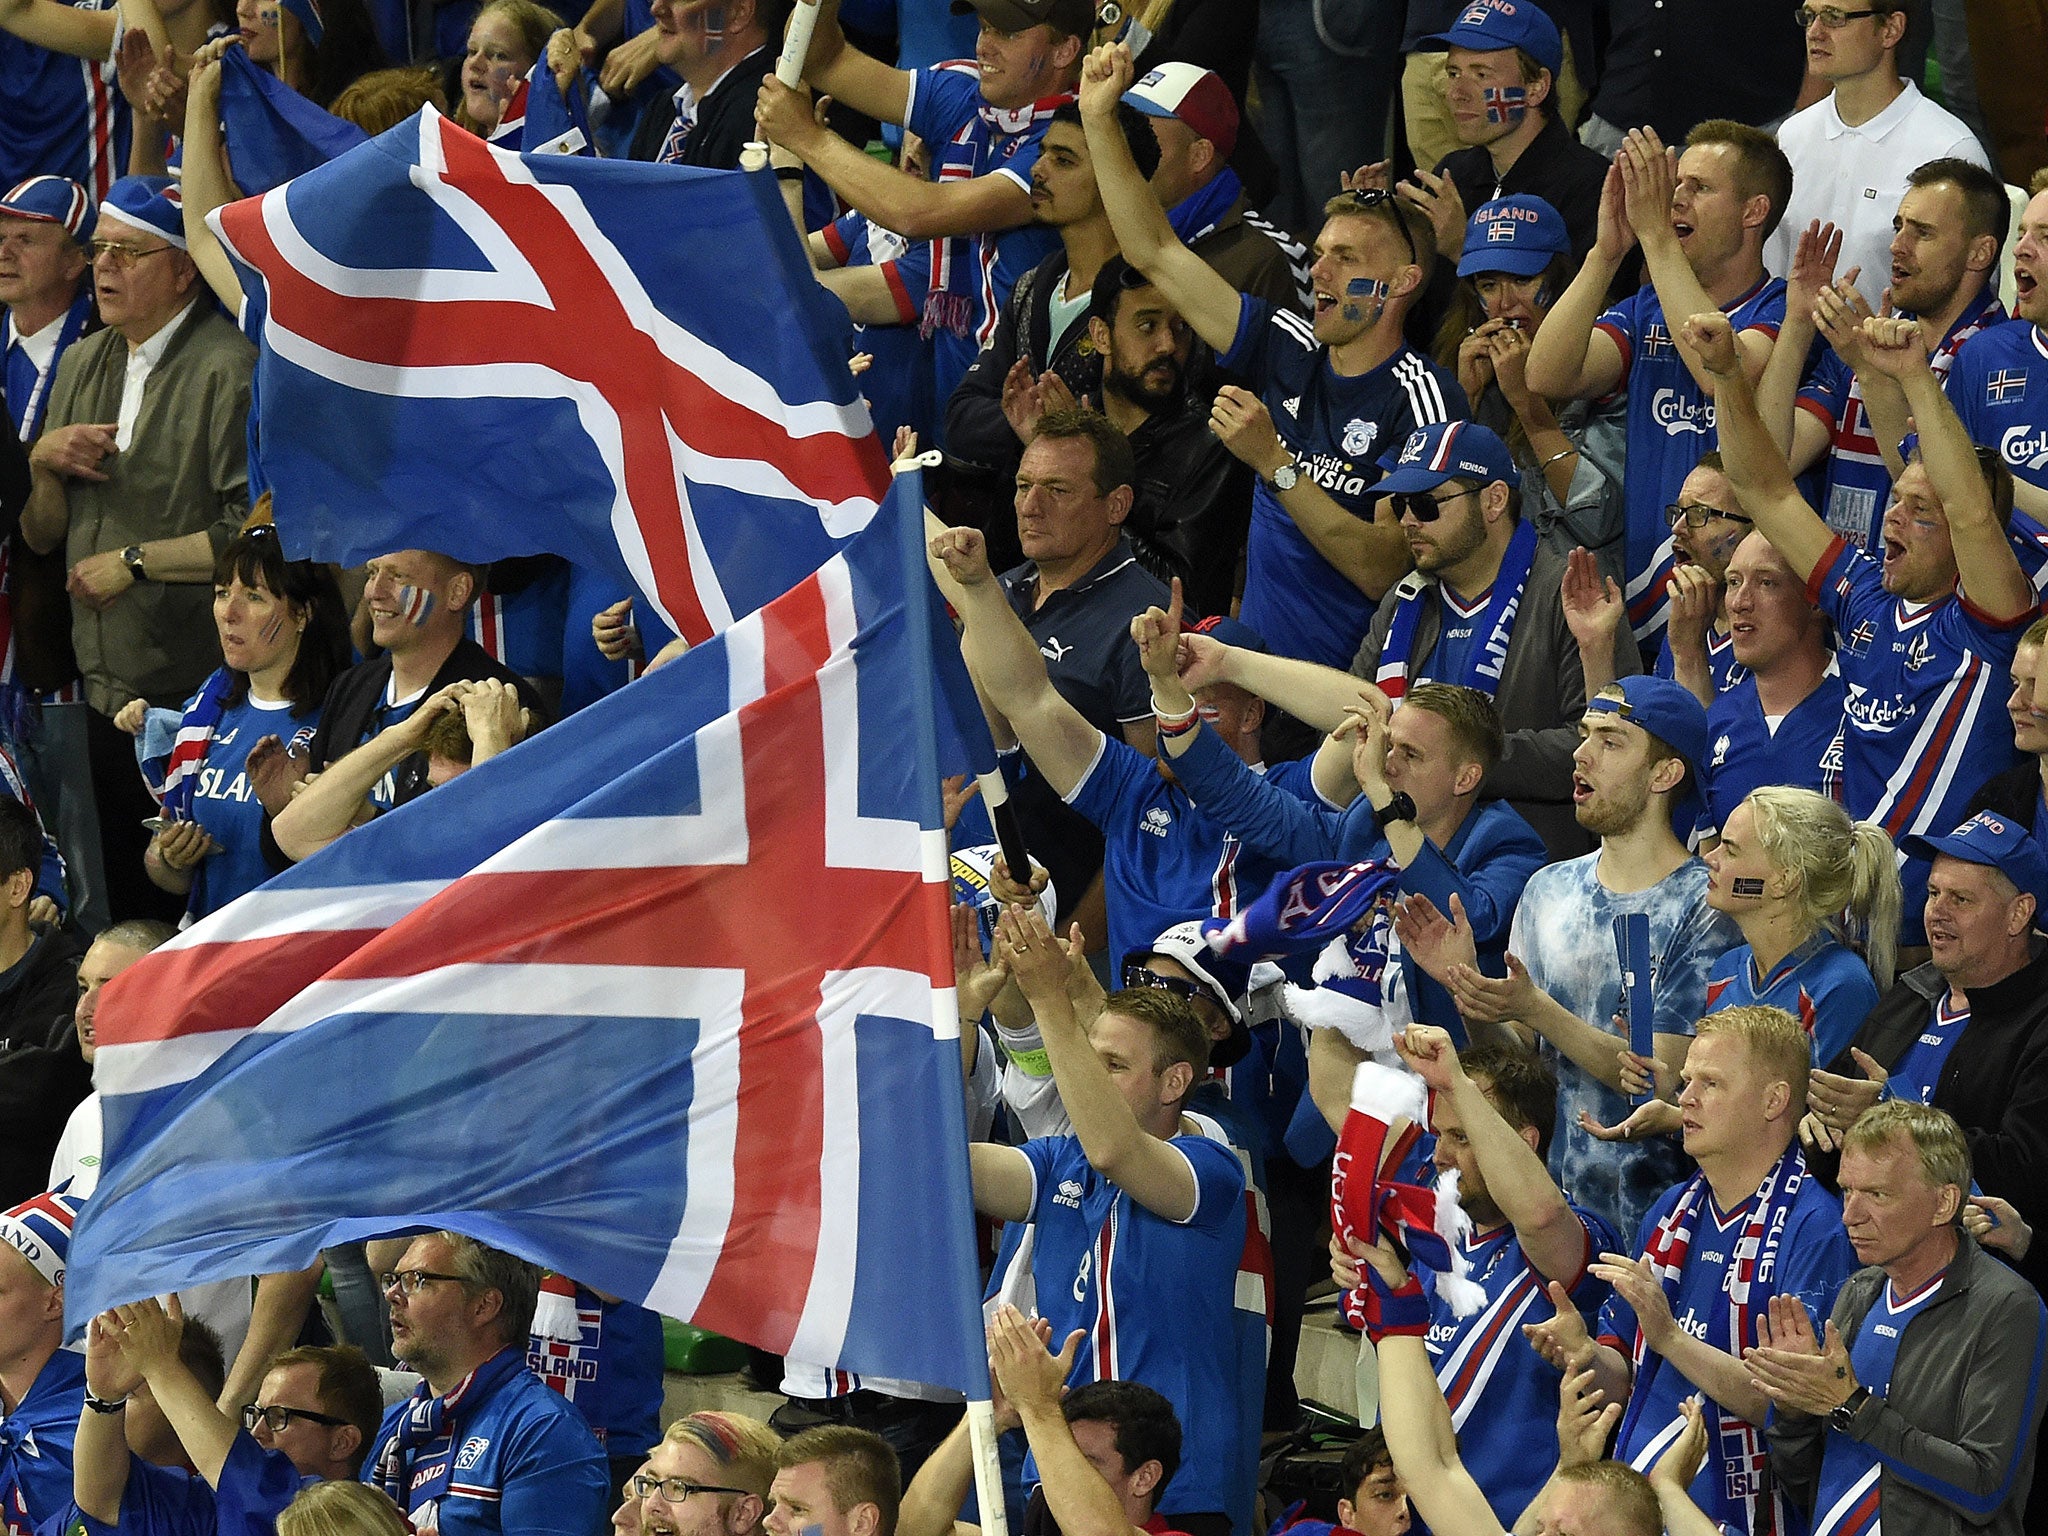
{"left": 931, "top": 519, "right": 1283, "bottom": 972}
{"left": 1080, "top": 39, "right": 1462, "bottom": 670}
{"left": 1526, "top": 119, "right": 1790, "bottom": 658}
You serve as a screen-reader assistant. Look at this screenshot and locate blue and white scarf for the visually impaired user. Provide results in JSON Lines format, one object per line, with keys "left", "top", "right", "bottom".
{"left": 1374, "top": 518, "right": 1537, "bottom": 701}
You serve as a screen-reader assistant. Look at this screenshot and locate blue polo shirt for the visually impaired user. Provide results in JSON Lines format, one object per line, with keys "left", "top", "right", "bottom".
{"left": 1593, "top": 274, "right": 1786, "bottom": 647}
{"left": 1221, "top": 294, "right": 1462, "bottom": 667}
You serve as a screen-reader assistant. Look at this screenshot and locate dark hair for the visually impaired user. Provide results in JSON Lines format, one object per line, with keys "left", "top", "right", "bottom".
{"left": 1684, "top": 119, "right": 1795, "bottom": 240}
{"left": 776, "top": 1426, "right": 901, "bottom": 1536}
{"left": 1063, "top": 1381, "right": 1182, "bottom": 1496}
{"left": 271, "top": 1345, "right": 384, "bottom": 1472}
{"left": 1460, "top": 1043, "right": 1559, "bottom": 1158}
{"left": 215, "top": 516, "right": 352, "bottom": 713}
{"left": 1048, "top": 101, "right": 1162, "bottom": 183}
{"left": 180, "top": 1316, "right": 229, "bottom": 1404}
{"left": 441, "top": 1233, "right": 541, "bottom": 1347}
{"left": 1031, "top": 407, "right": 1138, "bottom": 496}
{"left": 1099, "top": 986, "right": 1210, "bottom": 1093}
{"left": 298, "top": 0, "right": 390, "bottom": 111}
{"left": 0, "top": 798, "right": 43, "bottom": 887}
{"left": 1338, "top": 1428, "right": 1393, "bottom": 1500}
{"left": 1906, "top": 156, "right": 2011, "bottom": 255}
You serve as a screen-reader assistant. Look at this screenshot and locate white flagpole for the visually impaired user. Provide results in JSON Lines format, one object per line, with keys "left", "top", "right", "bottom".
{"left": 965, "top": 1399, "right": 1011, "bottom": 1536}
{"left": 741, "top": 0, "right": 822, "bottom": 172}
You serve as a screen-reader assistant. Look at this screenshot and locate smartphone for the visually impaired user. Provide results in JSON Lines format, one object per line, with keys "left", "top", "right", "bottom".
{"left": 141, "top": 816, "right": 170, "bottom": 832}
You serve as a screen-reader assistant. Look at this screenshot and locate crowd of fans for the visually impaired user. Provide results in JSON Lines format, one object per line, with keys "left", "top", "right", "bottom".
{"left": 4, "top": 0, "right": 2048, "bottom": 1532}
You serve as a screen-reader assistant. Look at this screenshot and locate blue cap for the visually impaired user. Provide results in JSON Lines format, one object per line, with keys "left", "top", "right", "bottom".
{"left": 1458, "top": 195, "right": 1570, "bottom": 277}
{"left": 1374, "top": 420, "right": 1521, "bottom": 496}
{"left": 1904, "top": 812, "right": 2048, "bottom": 913}
{"left": 1188, "top": 613, "right": 1267, "bottom": 653}
{"left": 1587, "top": 676, "right": 1710, "bottom": 774}
{"left": 1422, "top": 0, "right": 1563, "bottom": 78}
{"left": 0, "top": 176, "right": 92, "bottom": 241}
{"left": 93, "top": 175, "right": 186, "bottom": 249}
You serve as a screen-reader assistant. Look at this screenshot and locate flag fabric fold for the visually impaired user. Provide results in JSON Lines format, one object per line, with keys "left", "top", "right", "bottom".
{"left": 217, "top": 46, "right": 369, "bottom": 195}
{"left": 210, "top": 105, "right": 890, "bottom": 645}
{"left": 67, "top": 480, "right": 993, "bottom": 1397}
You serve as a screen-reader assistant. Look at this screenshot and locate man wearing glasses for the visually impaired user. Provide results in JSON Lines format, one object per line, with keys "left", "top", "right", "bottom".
{"left": 1079, "top": 42, "right": 1462, "bottom": 673}
{"left": 625, "top": 1410, "right": 779, "bottom": 1536}
{"left": 18, "top": 173, "right": 251, "bottom": 924}
{"left": 1766, "top": 3, "right": 1990, "bottom": 301}
{"left": 363, "top": 1231, "right": 608, "bottom": 1535}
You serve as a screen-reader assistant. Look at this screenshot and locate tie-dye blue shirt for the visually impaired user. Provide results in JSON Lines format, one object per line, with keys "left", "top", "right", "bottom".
{"left": 1508, "top": 852, "right": 1739, "bottom": 1238}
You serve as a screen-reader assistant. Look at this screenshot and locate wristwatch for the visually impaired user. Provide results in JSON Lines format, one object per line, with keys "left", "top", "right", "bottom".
{"left": 121, "top": 545, "right": 148, "bottom": 583}
{"left": 1269, "top": 459, "right": 1300, "bottom": 492}
{"left": 1372, "top": 791, "right": 1418, "bottom": 831}
{"left": 1828, "top": 1385, "right": 1871, "bottom": 1432}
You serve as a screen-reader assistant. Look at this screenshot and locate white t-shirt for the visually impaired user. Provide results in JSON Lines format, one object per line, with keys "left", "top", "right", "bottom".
{"left": 1767, "top": 80, "right": 1990, "bottom": 305}
{"left": 52, "top": 1093, "right": 255, "bottom": 1367}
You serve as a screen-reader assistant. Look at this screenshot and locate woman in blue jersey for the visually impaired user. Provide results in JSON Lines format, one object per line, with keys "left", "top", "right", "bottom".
{"left": 116, "top": 518, "right": 351, "bottom": 921}
{"left": 1592, "top": 786, "right": 1900, "bottom": 1140}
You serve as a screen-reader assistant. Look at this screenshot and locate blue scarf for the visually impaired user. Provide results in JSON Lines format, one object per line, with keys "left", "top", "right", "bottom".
{"left": 374, "top": 1347, "right": 528, "bottom": 1513}
{"left": 1202, "top": 858, "right": 1402, "bottom": 962}
{"left": 1374, "top": 518, "right": 1538, "bottom": 702}
{"left": 137, "top": 667, "right": 237, "bottom": 821}
{"left": 921, "top": 90, "right": 1072, "bottom": 343}
{"left": 1166, "top": 166, "right": 1243, "bottom": 246}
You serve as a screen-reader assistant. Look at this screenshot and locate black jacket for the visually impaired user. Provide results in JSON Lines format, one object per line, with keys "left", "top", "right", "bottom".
{"left": 946, "top": 251, "right": 1105, "bottom": 478}
{"left": 628, "top": 46, "right": 776, "bottom": 169}
{"left": 261, "top": 638, "right": 547, "bottom": 869}
{"left": 0, "top": 926, "right": 89, "bottom": 1206}
{"left": 1838, "top": 946, "right": 2048, "bottom": 1293}
{"left": 1438, "top": 114, "right": 1609, "bottom": 266}
{"left": 1966, "top": 759, "right": 2040, "bottom": 826}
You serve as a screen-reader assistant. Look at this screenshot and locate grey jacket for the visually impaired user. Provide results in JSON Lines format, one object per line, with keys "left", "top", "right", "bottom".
{"left": 1767, "top": 1233, "right": 2046, "bottom": 1536}
{"left": 1348, "top": 535, "right": 1640, "bottom": 861}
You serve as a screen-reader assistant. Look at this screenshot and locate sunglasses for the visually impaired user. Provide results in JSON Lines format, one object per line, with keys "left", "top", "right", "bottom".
{"left": 1118, "top": 962, "right": 1209, "bottom": 1005}
{"left": 1392, "top": 486, "right": 1479, "bottom": 523}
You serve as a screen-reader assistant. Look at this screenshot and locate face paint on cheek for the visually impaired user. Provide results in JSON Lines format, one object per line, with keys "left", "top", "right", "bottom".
{"left": 257, "top": 610, "right": 286, "bottom": 645}
{"left": 1481, "top": 85, "right": 1527, "bottom": 124}
{"left": 1730, "top": 877, "right": 1767, "bottom": 898}
{"left": 1341, "top": 276, "right": 1389, "bottom": 324}
{"left": 395, "top": 585, "right": 436, "bottom": 627}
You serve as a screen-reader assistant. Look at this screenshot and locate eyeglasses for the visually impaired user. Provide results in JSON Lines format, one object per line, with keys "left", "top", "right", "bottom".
{"left": 379, "top": 1268, "right": 470, "bottom": 1297}
{"left": 243, "top": 1403, "right": 349, "bottom": 1433}
{"left": 1332, "top": 187, "right": 1420, "bottom": 269}
{"left": 85, "top": 240, "right": 176, "bottom": 268}
{"left": 1663, "top": 501, "right": 1754, "bottom": 529}
{"left": 1118, "top": 962, "right": 1208, "bottom": 1003}
{"left": 631, "top": 1475, "right": 753, "bottom": 1504}
{"left": 1794, "top": 6, "right": 1877, "bottom": 27}
{"left": 1393, "top": 487, "right": 1479, "bottom": 523}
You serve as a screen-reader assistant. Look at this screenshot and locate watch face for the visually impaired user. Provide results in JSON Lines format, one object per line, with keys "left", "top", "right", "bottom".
{"left": 1273, "top": 465, "right": 1298, "bottom": 490}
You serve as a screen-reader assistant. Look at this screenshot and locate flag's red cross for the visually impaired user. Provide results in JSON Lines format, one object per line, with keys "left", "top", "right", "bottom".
{"left": 320, "top": 576, "right": 948, "bottom": 1351}
{"left": 217, "top": 115, "right": 889, "bottom": 644}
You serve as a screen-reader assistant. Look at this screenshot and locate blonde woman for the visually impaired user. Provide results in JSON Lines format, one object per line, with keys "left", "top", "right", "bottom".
{"left": 276, "top": 1481, "right": 411, "bottom": 1536}
{"left": 1589, "top": 786, "right": 1899, "bottom": 1142}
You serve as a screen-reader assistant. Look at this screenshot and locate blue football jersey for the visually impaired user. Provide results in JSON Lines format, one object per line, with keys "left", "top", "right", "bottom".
{"left": 185, "top": 692, "right": 321, "bottom": 920}
{"left": 1603, "top": 1174, "right": 1855, "bottom": 1535}
{"left": 1594, "top": 275, "right": 1786, "bottom": 646}
{"left": 1654, "top": 625, "right": 1746, "bottom": 695}
{"left": 1703, "top": 934, "right": 1880, "bottom": 1068}
{"left": 524, "top": 1287, "right": 665, "bottom": 1458}
{"left": 1947, "top": 317, "right": 2048, "bottom": 491}
{"left": 1425, "top": 1203, "right": 1619, "bottom": 1527}
{"left": 1222, "top": 294, "right": 1461, "bottom": 667}
{"left": 1808, "top": 1272, "right": 1945, "bottom": 1536}
{"left": 0, "top": 4, "right": 129, "bottom": 200}
{"left": 1808, "top": 535, "right": 2025, "bottom": 941}
{"left": 1017, "top": 1132, "right": 1253, "bottom": 1533}
{"left": 1800, "top": 292, "right": 2002, "bottom": 553}
{"left": 1889, "top": 992, "right": 1970, "bottom": 1104}
{"left": 1697, "top": 670, "right": 1847, "bottom": 837}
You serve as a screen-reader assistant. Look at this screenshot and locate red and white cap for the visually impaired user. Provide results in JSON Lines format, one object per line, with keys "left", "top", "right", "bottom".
{"left": 1121, "top": 62, "right": 1239, "bottom": 160}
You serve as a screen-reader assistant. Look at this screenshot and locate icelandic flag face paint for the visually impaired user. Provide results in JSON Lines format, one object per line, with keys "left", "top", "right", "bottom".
{"left": 1341, "top": 276, "right": 1390, "bottom": 324}
{"left": 1482, "top": 85, "right": 1527, "bottom": 124}
{"left": 396, "top": 584, "right": 436, "bottom": 627}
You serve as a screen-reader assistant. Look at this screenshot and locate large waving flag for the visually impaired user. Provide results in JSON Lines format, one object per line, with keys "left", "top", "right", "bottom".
{"left": 210, "top": 105, "right": 890, "bottom": 645}
{"left": 65, "top": 480, "right": 993, "bottom": 1395}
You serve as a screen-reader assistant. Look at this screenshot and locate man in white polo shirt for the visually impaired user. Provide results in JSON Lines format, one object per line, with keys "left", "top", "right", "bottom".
{"left": 1767, "top": 0, "right": 1988, "bottom": 294}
